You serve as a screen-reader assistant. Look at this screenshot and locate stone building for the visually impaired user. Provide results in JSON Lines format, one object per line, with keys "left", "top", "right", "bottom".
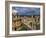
{"left": 12, "top": 15, "right": 40, "bottom": 31}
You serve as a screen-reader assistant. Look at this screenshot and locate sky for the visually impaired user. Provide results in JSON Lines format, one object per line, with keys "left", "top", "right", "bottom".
{"left": 12, "top": 7, "right": 40, "bottom": 16}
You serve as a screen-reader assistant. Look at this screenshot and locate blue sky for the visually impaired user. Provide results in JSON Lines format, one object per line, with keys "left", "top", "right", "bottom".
{"left": 12, "top": 7, "right": 40, "bottom": 16}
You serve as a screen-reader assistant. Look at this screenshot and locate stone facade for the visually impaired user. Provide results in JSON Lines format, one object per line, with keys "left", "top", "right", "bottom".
{"left": 12, "top": 15, "right": 40, "bottom": 31}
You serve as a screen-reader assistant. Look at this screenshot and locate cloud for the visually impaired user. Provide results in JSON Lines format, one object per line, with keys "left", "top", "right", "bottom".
{"left": 12, "top": 7, "right": 40, "bottom": 16}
